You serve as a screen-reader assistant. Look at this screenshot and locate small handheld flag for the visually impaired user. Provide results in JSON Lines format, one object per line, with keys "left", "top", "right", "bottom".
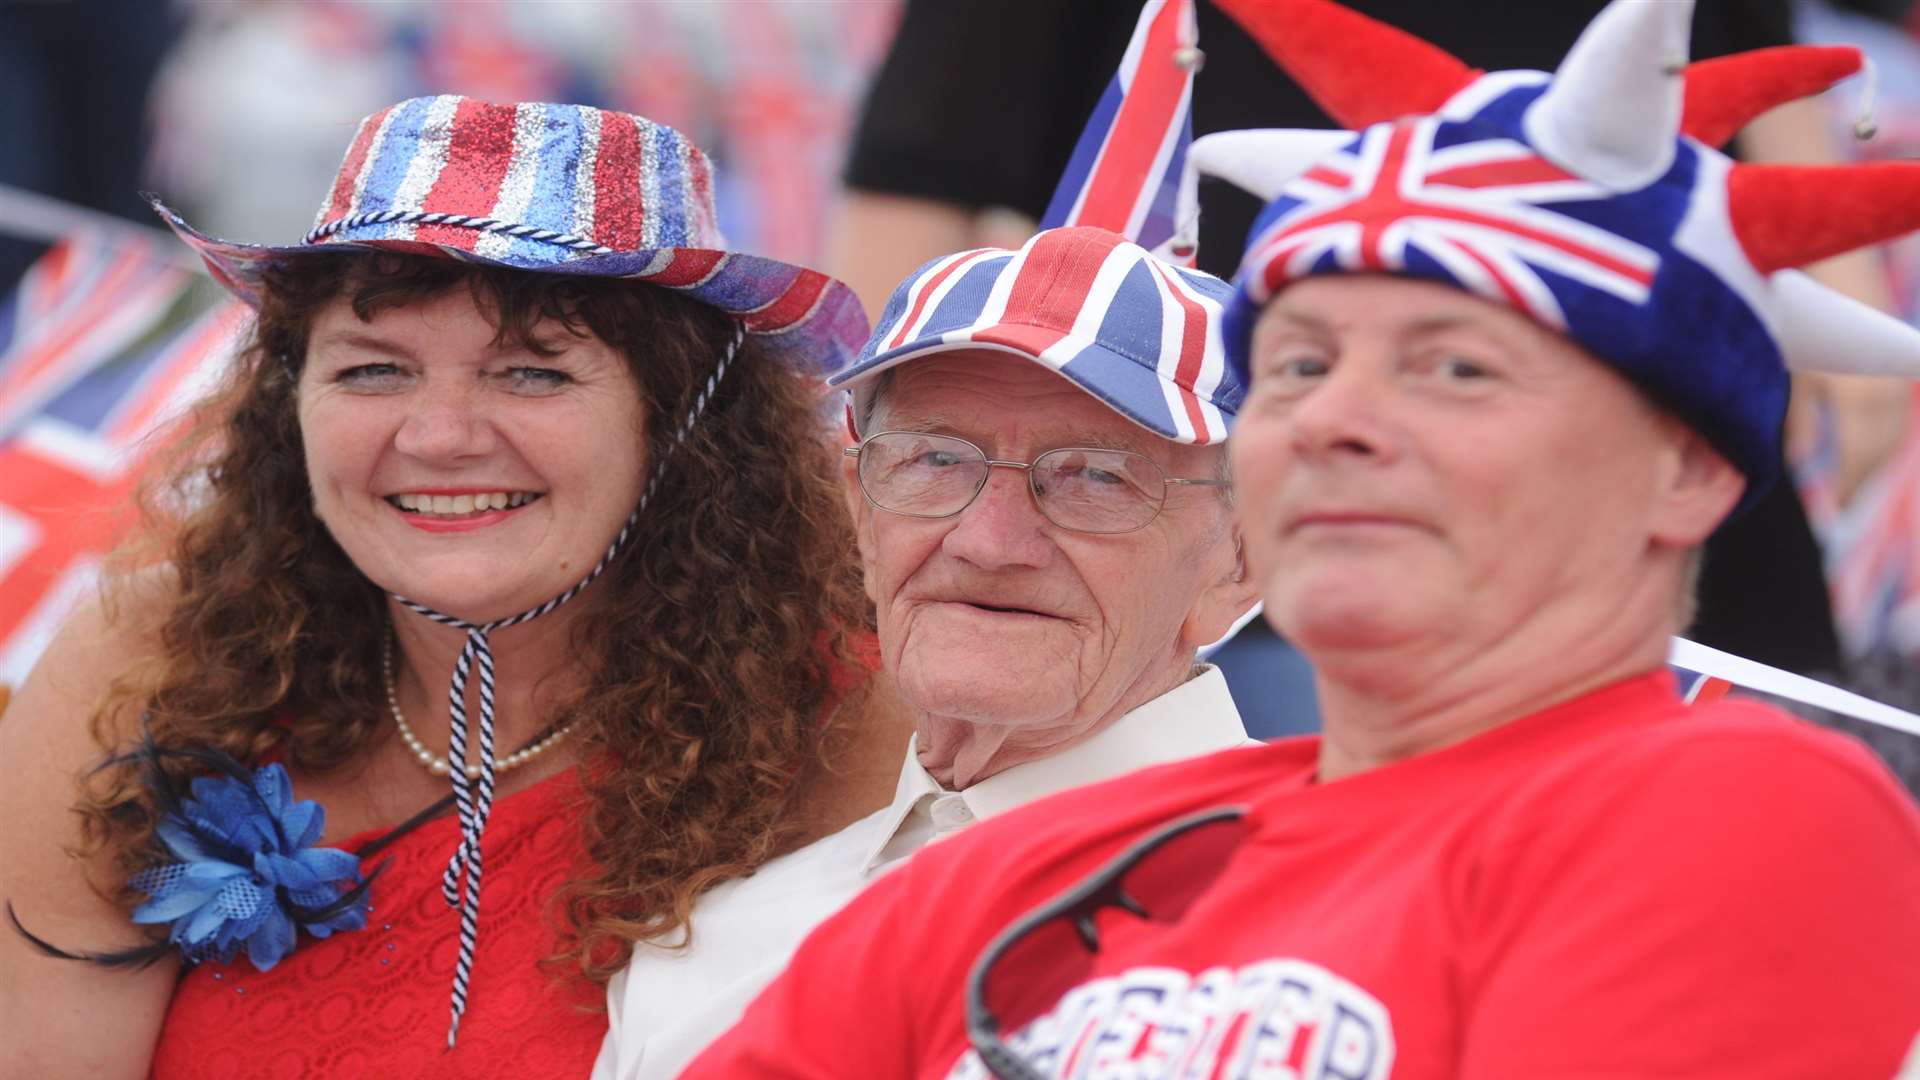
{"left": 1039, "top": 0, "right": 1202, "bottom": 263}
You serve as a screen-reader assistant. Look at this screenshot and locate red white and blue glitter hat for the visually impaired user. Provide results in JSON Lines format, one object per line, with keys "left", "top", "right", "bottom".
{"left": 148, "top": 94, "right": 870, "bottom": 371}
{"left": 1195, "top": 0, "right": 1920, "bottom": 507}
{"left": 832, "top": 226, "right": 1243, "bottom": 445}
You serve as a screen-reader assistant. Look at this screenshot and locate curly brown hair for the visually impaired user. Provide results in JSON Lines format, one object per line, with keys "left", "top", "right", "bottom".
{"left": 77, "top": 252, "right": 873, "bottom": 984}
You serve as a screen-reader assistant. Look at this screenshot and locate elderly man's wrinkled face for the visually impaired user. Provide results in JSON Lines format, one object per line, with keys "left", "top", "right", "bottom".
{"left": 1233, "top": 275, "right": 1739, "bottom": 661}
{"left": 848, "top": 351, "right": 1248, "bottom": 731}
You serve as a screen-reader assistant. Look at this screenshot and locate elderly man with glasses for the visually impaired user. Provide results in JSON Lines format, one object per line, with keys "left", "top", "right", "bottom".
{"left": 594, "top": 224, "right": 1260, "bottom": 1080}
{"left": 684, "top": 2, "right": 1920, "bottom": 1078}
{"left": 834, "top": 227, "right": 1260, "bottom": 805}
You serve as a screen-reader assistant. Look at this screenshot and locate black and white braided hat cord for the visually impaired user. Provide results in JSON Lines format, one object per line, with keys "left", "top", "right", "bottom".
{"left": 304, "top": 208, "right": 615, "bottom": 257}
{"left": 390, "top": 324, "right": 745, "bottom": 1048}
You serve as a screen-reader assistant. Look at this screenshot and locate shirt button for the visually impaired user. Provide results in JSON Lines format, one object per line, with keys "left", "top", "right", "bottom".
{"left": 931, "top": 797, "right": 975, "bottom": 832}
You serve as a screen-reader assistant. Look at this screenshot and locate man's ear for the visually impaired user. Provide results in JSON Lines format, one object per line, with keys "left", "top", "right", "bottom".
{"left": 1181, "top": 528, "right": 1262, "bottom": 651}
{"left": 1650, "top": 422, "right": 1746, "bottom": 549}
{"left": 842, "top": 453, "right": 882, "bottom": 606}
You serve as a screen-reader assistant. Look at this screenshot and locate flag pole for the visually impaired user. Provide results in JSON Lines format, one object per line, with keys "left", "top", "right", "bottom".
{"left": 1207, "top": 607, "right": 1920, "bottom": 739}
{"left": 0, "top": 183, "right": 202, "bottom": 271}
{"left": 1670, "top": 636, "right": 1920, "bottom": 738}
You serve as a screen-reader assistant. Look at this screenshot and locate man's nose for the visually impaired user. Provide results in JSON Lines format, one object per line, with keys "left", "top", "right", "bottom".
{"left": 1286, "top": 360, "right": 1398, "bottom": 464}
{"left": 392, "top": 383, "right": 498, "bottom": 462}
{"left": 939, "top": 464, "right": 1056, "bottom": 570}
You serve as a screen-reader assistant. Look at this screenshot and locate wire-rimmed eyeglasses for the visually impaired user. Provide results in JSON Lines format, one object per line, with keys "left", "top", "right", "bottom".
{"left": 964, "top": 806, "right": 1251, "bottom": 1080}
{"left": 843, "top": 431, "right": 1230, "bottom": 535}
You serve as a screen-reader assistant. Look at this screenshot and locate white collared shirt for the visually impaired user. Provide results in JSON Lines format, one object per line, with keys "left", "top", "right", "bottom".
{"left": 591, "top": 666, "right": 1253, "bottom": 1080}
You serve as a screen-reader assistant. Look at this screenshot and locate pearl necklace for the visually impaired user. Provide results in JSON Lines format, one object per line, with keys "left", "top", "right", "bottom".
{"left": 382, "top": 638, "right": 577, "bottom": 779}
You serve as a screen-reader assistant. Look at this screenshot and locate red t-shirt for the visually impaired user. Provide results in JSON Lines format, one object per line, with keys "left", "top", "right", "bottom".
{"left": 686, "top": 673, "right": 1920, "bottom": 1078}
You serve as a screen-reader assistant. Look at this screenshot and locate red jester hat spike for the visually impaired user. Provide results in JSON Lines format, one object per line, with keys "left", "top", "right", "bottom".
{"left": 1214, "top": 0, "right": 1866, "bottom": 144}
{"left": 1682, "top": 45, "right": 1864, "bottom": 147}
{"left": 1197, "top": 0, "right": 1871, "bottom": 203}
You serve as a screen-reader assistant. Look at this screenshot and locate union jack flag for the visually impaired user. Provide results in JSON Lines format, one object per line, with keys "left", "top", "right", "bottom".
{"left": 1040, "top": 0, "right": 1199, "bottom": 262}
{"left": 0, "top": 235, "right": 213, "bottom": 442}
{"left": 0, "top": 234, "right": 245, "bottom": 682}
{"left": 1245, "top": 117, "right": 1660, "bottom": 331}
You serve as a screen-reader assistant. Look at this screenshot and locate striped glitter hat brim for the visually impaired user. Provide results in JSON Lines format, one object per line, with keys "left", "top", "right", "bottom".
{"left": 148, "top": 197, "right": 871, "bottom": 374}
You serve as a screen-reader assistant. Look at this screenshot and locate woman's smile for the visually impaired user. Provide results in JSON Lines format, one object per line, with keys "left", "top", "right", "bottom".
{"left": 385, "top": 489, "right": 548, "bottom": 532}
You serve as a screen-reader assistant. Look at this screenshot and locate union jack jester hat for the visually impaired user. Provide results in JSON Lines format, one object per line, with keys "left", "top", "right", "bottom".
{"left": 149, "top": 95, "right": 870, "bottom": 370}
{"left": 832, "top": 226, "right": 1243, "bottom": 445}
{"left": 1191, "top": 0, "right": 1920, "bottom": 507}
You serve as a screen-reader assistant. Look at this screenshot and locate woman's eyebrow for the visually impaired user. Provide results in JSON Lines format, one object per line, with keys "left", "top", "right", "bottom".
{"left": 307, "top": 329, "right": 416, "bottom": 360}
{"left": 306, "top": 330, "right": 583, "bottom": 362}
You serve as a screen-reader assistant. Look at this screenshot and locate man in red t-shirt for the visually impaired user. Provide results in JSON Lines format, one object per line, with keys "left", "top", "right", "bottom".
{"left": 684, "top": 1, "right": 1920, "bottom": 1076}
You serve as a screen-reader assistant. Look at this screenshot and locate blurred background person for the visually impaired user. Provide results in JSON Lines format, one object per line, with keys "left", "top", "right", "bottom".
{"left": 144, "top": 1, "right": 898, "bottom": 266}
{"left": 1792, "top": 0, "right": 1920, "bottom": 659}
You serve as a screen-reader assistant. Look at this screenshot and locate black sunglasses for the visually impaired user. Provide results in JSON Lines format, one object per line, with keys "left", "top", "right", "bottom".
{"left": 964, "top": 806, "right": 1252, "bottom": 1080}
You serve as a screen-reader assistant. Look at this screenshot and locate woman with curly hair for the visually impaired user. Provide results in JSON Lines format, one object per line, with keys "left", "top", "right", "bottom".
{"left": 0, "top": 97, "right": 903, "bottom": 1078}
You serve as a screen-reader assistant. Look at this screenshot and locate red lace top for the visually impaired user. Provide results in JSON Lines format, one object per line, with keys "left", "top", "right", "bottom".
{"left": 150, "top": 767, "right": 604, "bottom": 1079}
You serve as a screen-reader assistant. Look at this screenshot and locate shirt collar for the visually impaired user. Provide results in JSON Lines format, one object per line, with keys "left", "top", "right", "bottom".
{"left": 858, "top": 665, "right": 1250, "bottom": 873}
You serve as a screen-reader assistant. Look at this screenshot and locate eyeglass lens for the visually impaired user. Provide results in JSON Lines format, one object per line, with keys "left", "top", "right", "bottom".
{"left": 969, "top": 808, "right": 1250, "bottom": 1072}
{"left": 857, "top": 432, "right": 1169, "bottom": 534}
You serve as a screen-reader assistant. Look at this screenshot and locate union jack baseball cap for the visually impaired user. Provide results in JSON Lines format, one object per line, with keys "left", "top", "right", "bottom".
{"left": 149, "top": 95, "right": 869, "bottom": 370}
{"left": 832, "top": 226, "right": 1243, "bottom": 445}
{"left": 1199, "top": 0, "right": 1920, "bottom": 510}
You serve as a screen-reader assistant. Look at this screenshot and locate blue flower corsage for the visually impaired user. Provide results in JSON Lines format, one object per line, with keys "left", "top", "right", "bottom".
{"left": 8, "top": 734, "right": 377, "bottom": 973}
{"left": 128, "top": 760, "right": 371, "bottom": 971}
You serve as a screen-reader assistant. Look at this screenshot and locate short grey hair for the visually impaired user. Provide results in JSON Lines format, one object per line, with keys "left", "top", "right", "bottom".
{"left": 854, "top": 368, "right": 898, "bottom": 435}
